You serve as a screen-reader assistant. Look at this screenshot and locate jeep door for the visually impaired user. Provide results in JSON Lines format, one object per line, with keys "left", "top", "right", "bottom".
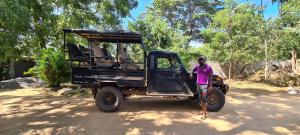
{"left": 147, "top": 54, "right": 184, "bottom": 93}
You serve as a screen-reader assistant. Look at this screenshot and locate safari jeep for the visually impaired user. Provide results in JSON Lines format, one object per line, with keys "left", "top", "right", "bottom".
{"left": 63, "top": 29, "right": 229, "bottom": 112}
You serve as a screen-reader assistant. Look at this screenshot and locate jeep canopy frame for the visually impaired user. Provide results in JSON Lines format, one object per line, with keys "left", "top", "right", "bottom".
{"left": 63, "top": 29, "right": 145, "bottom": 43}
{"left": 63, "top": 28, "right": 147, "bottom": 86}
{"left": 63, "top": 28, "right": 146, "bottom": 55}
{"left": 63, "top": 28, "right": 147, "bottom": 66}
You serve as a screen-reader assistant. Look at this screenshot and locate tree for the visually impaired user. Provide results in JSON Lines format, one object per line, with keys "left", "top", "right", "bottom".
{"left": 276, "top": 0, "right": 300, "bottom": 74}
{"left": 148, "top": 0, "right": 222, "bottom": 41}
{"left": 272, "top": 0, "right": 289, "bottom": 17}
{"left": 128, "top": 13, "right": 191, "bottom": 67}
{"left": 0, "top": 0, "right": 33, "bottom": 77}
{"left": 202, "top": 1, "right": 265, "bottom": 79}
{"left": 0, "top": 0, "right": 138, "bottom": 78}
{"left": 260, "top": 19, "right": 280, "bottom": 80}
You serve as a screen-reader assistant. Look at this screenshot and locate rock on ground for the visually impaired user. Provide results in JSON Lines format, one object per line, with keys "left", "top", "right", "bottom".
{"left": 0, "top": 77, "right": 44, "bottom": 89}
{"left": 287, "top": 87, "right": 299, "bottom": 95}
{"left": 57, "top": 88, "right": 74, "bottom": 95}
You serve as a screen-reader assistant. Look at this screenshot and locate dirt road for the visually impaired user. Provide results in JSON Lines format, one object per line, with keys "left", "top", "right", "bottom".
{"left": 0, "top": 87, "right": 299, "bottom": 135}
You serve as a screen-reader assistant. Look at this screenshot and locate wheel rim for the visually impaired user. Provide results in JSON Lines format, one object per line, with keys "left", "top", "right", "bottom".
{"left": 103, "top": 93, "right": 116, "bottom": 105}
{"left": 207, "top": 93, "right": 219, "bottom": 105}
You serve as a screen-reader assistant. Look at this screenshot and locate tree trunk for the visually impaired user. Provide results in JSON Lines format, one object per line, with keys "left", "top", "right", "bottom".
{"left": 240, "top": 64, "right": 249, "bottom": 75}
{"left": 233, "top": 61, "right": 236, "bottom": 78}
{"left": 228, "top": 61, "right": 232, "bottom": 80}
{"left": 9, "top": 59, "right": 15, "bottom": 79}
{"left": 264, "top": 39, "right": 269, "bottom": 80}
{"left": 291, "top": 49, "right": 297, "bottom": 74}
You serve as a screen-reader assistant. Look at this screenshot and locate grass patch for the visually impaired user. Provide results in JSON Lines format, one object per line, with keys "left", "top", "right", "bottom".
{"left": 227, "top": 80, "right": 288, "bottom": 92}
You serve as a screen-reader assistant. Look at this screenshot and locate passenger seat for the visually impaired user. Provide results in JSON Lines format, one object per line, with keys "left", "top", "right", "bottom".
{"left": 117, "top": 45, "right": 139, "bottom": 70}
{"left": 92, "top": 45, "right": 114, "bottom": 68}
{"left": 67, "top": 43, "right": 89, "bottom": 61}
{"left": 78, "top": 45, "right": 91, "bottom": 58}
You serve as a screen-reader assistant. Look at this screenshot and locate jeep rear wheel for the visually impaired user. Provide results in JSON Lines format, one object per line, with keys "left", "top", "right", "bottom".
{"left": 207, "top": 87, "right": 225, "bottom": 112}
{"left": 95, "top": 86, "right": 123, "bottom": 112}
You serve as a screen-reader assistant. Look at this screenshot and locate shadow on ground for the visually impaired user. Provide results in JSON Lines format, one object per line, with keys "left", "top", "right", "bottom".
{"left": 0, "top": 88, "right": 299, "bottom": 135}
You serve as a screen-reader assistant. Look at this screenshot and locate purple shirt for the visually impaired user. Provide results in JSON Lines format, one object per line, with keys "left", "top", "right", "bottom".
{"left": 193, "top": 64, "right": 213, "bottom": 85}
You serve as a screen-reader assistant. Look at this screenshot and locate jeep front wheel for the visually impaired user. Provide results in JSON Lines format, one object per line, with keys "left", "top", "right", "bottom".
{"left": 95, "top": 86, "right": 123, "bottom": 112}
{"left": 207, "top": 87, "right": 225, "bottom": 112}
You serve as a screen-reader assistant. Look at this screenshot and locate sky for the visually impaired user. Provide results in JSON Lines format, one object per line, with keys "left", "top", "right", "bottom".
{"left": 122, "top": 0, "right": 280, "bottom": 28}
{"left": 122, "top": 0, "right": 153, "bottom": 28}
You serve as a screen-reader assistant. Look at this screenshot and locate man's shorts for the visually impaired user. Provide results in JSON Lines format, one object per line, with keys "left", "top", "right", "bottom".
{"left": 197, "top": 84, "right": 208, "bottom": 103}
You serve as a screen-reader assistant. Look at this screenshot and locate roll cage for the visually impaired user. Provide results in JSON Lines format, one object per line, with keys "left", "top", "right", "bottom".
{"left": 63, "top": 28, "right": 147, "bottom": 68}
{"left": 63, "top": 28, "right": 147, "bottom": 86}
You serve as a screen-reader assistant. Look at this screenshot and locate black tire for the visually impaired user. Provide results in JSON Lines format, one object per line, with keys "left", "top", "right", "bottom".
{"left": 207, "top": 87, "right": 225, "bottom": 112}
{"left": 95, "top": 86, "right": 123, "bottom": 112}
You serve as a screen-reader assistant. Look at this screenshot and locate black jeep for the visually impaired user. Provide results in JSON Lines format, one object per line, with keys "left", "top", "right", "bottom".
{"left": 63, "top": 29, "right": 229, "bottom": 112}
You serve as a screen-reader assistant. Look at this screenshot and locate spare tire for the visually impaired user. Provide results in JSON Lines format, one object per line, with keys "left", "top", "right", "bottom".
{"left": 207, "top": 87, "right": 225, "bottom": 112}
{"left": 95, "top": 86, "right": 123, "bottom": 112}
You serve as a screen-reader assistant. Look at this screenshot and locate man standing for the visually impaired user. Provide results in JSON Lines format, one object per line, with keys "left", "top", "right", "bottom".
{"left": 191, "top": 56, "right": 213, "bottom": 120}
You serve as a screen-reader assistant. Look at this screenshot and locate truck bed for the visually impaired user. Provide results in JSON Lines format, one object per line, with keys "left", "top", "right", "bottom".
{"left": 72, "top": 67, "right": 145, "bottom": 87}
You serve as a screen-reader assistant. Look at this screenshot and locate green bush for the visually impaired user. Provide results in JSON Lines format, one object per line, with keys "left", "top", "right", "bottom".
{"left": 26, "top": 48, "right": 70, "bottom": 87}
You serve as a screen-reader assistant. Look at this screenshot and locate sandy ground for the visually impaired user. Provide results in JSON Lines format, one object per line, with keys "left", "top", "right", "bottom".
{"left": 0, "top": 86, "right": 300, "bottom": 135}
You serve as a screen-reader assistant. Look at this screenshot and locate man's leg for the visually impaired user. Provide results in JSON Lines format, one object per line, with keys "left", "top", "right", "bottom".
{"left": 200, "top": 100, "right": 205, "bottom": 115}
{"left": 200, "top": 99, "right": 207, "bottom": 120}
{"left": 203, "top": 101, "right": 207, "bottom": 117}
{"left": 198, "top": 103, "right": 202, "bottom": 115}
{"left": 201, "top": 85, "right": 208, "bottom": 119}
{"left": 197, "top": 85, "right": 204, "bottom": 115}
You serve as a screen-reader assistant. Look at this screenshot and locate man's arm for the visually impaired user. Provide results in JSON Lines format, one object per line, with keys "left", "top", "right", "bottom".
{"left": 208, "top": 73, "right": 213, "bottom": 86}
{"left": 208, "top": 68, "right": 213, "bottom": 92}
{"left": 190, "top": 67, "right": 197, "bottom": 79}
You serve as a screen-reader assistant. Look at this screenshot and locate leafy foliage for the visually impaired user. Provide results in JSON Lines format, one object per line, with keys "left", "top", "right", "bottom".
{"left": 1, "top": 0, "right": 299, "bottom": 82}
{"left": 275, "top": 0, "right": 300, "bottom": 60}
{"left": 0, "top": 0, "right": 138, "bottom": 63}
{"left": 149, "top": 0, "right": 222, "bottom": 41}
{"left": 203, "top": 2, "right": 265, "bottom": 64}
{"left": 25, "top": 48, "right": 70, "bottom": 87}
{"left": 0, "top": 0, "right": 32, "bottom": 62}
{"left": 128, "top": 13, "right": 191, "bottom": 67}
{"left": 200, "top": 0, "right": 300, "bottom": 78}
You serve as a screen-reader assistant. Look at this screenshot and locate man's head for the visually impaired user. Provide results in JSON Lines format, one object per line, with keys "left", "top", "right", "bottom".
{"left": 198, "top": 56, "right": 206, "bottom": 66}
